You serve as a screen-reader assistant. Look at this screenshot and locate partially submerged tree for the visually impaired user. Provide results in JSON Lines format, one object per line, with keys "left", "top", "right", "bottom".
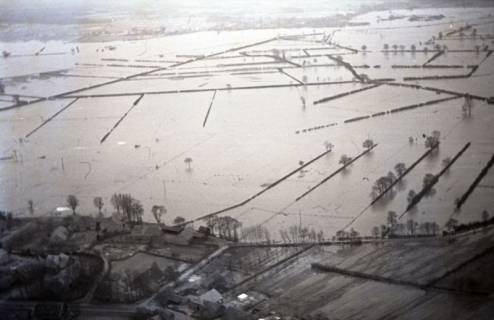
{"left": 373, "top": 176, "right": 391, "bottom": 194}
{"left": 424, "top": 130, "right": 440, "bottom": 149}
{"left": 407, "top": 189, "right": 417, "bottom": 205}
{"left": 93, "top": 197, "right": 104, "bottom": 217}
{"left": 130, "top": 200, "right": 144, "bottom": 224}
{"left": 206, "top": 216, "right": 219, "bottom": 236}
{"left": 241, "top": 224, "right": 270, "bottom": 243}
{"left": 371, "top": 174, "right": 395, "bottom": 199}
{"left": 482, "top": 210, "right": 490, "bottom": 223}
{"left": 66, "top": 195, "right": 79, "bottom": 215}
{"left": 406, "top": 219, "right": 418, "bottom": 235}
{"left": 112, "top": 193, "right": 144, "bottom": 225}
{"left": 394, "top": 162, "right": 407, "bottom": 177}
{"left": 387, "top": 211, "right": 397, "bottom": 233}
{"left": 111, "top": 193, "right": 123, "bottom": 214}
{"left": 442, "top": 157, "right": 452, "bottom": 170}
{"left": 362, "top": 139, "right": 374, "bottom": 150}
{"left": 462, "top": 94, "right": 473, "bottom": 118}
{"left": 424, "top": 136, "right": 437, "bottom": 149}
{"left": 339, "top": 154, "right": 352, "bottom": 167}
{"left": 184, "top": 157, "right": 193, "bottom": 171}
{"left": 421, "top": 222, "right": 432, "bottom": 235}
{"left": 152, "top": 205, "right": 167, "bottom": 225}
{"left": 423, "top": 173, "right": 436, "bottom": 190}
{"left": 371, "top": 226, "right": 380, "bottom": 238}
{"left": 445, "top": 218, "right": 458, "bottom": 233}
{"left": 431, "top": 222, "right": 440, "bottom": 236}
{"left": 387, "top": 171, "right": 397, "bottom": 184}
{"left": 324, "top": 141, "right": 334, "bottom": 152}
{"left": 27, "top": 200, "right": 34, "bottom": 215}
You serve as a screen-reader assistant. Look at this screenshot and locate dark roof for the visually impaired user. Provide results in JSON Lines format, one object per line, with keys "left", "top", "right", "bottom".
{"left": 161, "top": 225, "right": 184, "bottom": 234}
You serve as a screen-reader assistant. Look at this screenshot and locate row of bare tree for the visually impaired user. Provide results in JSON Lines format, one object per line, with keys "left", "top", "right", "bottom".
{"left": 206, "top": 215, "right": 242, "bottom": 241}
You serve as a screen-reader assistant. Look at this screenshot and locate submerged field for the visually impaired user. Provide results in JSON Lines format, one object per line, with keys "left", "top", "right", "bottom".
{"left": 1, "top": 7, "right": 494, "bottom": 240}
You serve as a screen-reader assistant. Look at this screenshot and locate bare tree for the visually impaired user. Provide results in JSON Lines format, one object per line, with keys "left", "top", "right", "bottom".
{"left": 462, "top": 94, "right": 473, "bottom": 117}
{"left": 339, "top": 154, "right": 352, "bottom": 167}
{"left": 482, "top": 210, "right": 490, "bottom": 224}
{"left": 371, "top": 226, "right": 380, "bottom": 238}
{"left": 115, "top": 194, "right": 144, "bottom": 225}
{"left": 111, "top": 194, "right": 123, "bottom": 214}
{"left": 184, "top": 157, "right": 193, "bottom": 171}
{"left": 394, "top": 163, "right": 407, "bottom": 177}
{"left": 324, "top": 141, "right": 334, "bottom": 152}
{"left": 387, "top": 171, "right": 397, "bottom": 184}
{"left": 372, "top": 176, "right": 393, "bottom": 197}
{"left": 421, "top": 222, "right": 431, "bottom": 235}
{"left": 423, "top": 173, "right": 436, "bottom": 189}
{"left": 407, "top": 189, "right": 417, "bottom": 205}
{"left": 66, "top": 195, "right": 79, "bottom": 215}
{"left": 442, "top": 157, "right": 452, "bottom": 169}
{"left": 362, "top": 138, "right": 374, "bottom": 150}
{"left": 93, "top": 197, "right": 104, "bottom": 217}
{"left": 206, "top": 216, "right": 219, "bottom": 236}
{"left": 431, "top": 222, "right": 440, "bottom": 236}
{"left": 406, "top": 219, "right": 417, "bottom": 235}
{"left": 387, "top": 211, "right": 397, "bottom": 230}
{"left": 152, "top": 205, "right": 167, "bottom": 225}
{"left": 424, "top": 130, "right": 440, "bottom": 149}
{"left": 131, "top": 200, "right": 144, "bottom": 224}
{"left": 27, "top": 200, "right": 34, "bottom": 215}
{"left": 232, "top": 218, "right": 242, "bottom": 242}
{"left": 445, "top": 218, "right": 458, "bottom": 233}
{"left": 120, "top": 194, "right": 133, "bottom": 222}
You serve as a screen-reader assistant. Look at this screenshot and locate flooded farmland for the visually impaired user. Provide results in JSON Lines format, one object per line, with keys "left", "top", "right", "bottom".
{"left": 3, "top": 1, "right": 494, "bottom": 319}
{"left": 1, "top": 4, "right": 494, "bottom": 243}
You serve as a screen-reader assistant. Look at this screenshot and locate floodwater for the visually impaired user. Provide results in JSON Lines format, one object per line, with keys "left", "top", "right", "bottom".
{"left": 1, "top": 7, "right": 494, "bottom": 240}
